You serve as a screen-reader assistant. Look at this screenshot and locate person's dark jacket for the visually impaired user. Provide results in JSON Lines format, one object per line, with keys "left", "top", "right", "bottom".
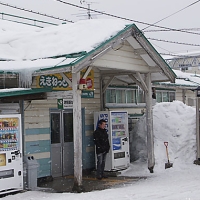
{"left": 93, "top": 127, "right": 110, "bottom": 154}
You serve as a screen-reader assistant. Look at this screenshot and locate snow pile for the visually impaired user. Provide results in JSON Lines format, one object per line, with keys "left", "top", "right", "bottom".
{"left": 130, "top": 101, "right": 196, "bottom": 173}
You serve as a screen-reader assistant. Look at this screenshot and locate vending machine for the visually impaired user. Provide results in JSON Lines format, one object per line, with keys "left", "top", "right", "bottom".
{"left": 0, "top": 114, "right": 23, "bottom": 194}
{"left": 94, "top": 111, "right": 130, "bottom": 171}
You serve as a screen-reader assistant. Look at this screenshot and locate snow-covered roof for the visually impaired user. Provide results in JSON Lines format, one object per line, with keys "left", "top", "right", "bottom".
{"left": 0, "top": 19, "right": 133, "bottom": 75}
{"left": 0, "top": 18, "right": 176, "bottom": 87}
{"left": 154, "top": 69, "right": 200, "bottom": 89}
{"left": 0, "top": 19, "right": 127, "bottom": 61}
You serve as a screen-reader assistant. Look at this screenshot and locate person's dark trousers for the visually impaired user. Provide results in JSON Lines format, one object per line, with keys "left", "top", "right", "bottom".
{"left": 96, "top": 152, "right": 107, "bottom": 179}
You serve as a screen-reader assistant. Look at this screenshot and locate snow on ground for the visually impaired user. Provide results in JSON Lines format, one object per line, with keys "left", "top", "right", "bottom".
{"left": 3, "top": 101, "right": 200, "bottom": 200}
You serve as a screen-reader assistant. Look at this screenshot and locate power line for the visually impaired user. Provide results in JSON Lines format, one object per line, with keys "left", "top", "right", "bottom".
{"left": 0, "top": 12, "right": 59, "bottom": 27}
{"left": 1, "top": 0, "right": 199, "bottom": 53}
{"left": 150, "top": 42, "right": 177, "bottom": 55}
{"left": 0, "top": 1, "right": 74, "bottom": 23}
{"left": 1, "top": 0, "right": 200, "bottom": 37}
{"left": 54, "top": 0, "right": 200, "bottom": 36}
{"left": 142, "top": 0, "right": 200, "bottom": 31}
{"left": 150, "top": 40, "right": 200, "bottom": 56}
{"left": 144, "top": 28, "right": 200, "bottom": 33}
{"left": 148, "top": 37, "right": 200, "bottom": 47}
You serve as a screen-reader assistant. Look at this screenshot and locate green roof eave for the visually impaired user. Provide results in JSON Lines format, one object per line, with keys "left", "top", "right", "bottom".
{"left": 0, "top": 71, "right": 18, "bottom": 75}
{"left": 34, "top": 55, "right": 87, "bottom": 74}
{"left": 42, "top": 51, "right": 87, "bottom": 59}
{"left": 0, "top": 87, "right": 52, "bottom": 98}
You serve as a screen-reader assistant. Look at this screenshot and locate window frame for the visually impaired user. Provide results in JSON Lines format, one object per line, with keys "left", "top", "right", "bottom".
{"left": 105, "top": 87, "right": 176, "bottom": 107}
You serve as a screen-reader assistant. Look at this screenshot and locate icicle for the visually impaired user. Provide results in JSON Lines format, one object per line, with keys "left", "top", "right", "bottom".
{"left": 18, "top": 68, "right": 35, "bottom": 88}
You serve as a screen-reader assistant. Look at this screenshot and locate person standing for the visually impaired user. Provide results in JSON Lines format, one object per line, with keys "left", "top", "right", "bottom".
{"left": 93, "top": 119, "right": 110, "bottom": 180}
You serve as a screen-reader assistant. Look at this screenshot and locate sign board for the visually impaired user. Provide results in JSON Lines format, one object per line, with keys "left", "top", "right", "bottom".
{"left": 81, "top": 90, "right": 94, "bottom": 98}
{"left": 57, "top": 91, "right": 94, "bottom": 109}
{"left": 57, "top": 99, "right": 73, "bottom": 109}
{"left": 57, "top": 99, "right": 63, "bottom": 109}
{"left": 36, "top": 69, "right": 94, "bottom": 91}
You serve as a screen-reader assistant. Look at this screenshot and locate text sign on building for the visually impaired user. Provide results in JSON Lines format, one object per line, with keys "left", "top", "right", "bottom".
{"left": 36, "top": 69, "right": 94, "bottom": 91}
{"left": 57, "top": 99, "right": 73, "bottom": 109}
{"left": 81, "top": 90, "right": 94, "bottom": 98}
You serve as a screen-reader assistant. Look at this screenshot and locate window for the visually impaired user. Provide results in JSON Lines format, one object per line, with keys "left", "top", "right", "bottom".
{"left": 106, "top": 89, "right": 116, "bottom": 103}
{"left": 155, "top": 90, "right": 175, "bottom": 103}
{"left": 162, "top": 92, "right": 168, "bottom": 102}
{"left": 137, "top": 88, "right": 145, "bottom": 103}
{"left": 106, "top": 87, "right": 142, "bottom": 105}
{"left": 156, "top": 92, "right": 162, "bottom": 103}
{"left": 116, "top": 90, "right": 126, "bottom": 103}
{"left": 126, "top": 90, "right": 136, "bottom": 103}
{"left": 169, "top": 92, "right": 175, "bottom": 102}
{"left": 106, "top": 87, "right": 176, "bottom": 106}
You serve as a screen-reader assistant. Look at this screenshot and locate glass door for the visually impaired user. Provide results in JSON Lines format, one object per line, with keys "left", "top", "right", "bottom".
{"left": 50, "top": 109, "right": 73, "bottom": 177}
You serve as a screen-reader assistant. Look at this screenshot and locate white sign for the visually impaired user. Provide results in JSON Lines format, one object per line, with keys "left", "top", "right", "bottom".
{"left": 63, "top": 99, "right": 73, "bottom": 108}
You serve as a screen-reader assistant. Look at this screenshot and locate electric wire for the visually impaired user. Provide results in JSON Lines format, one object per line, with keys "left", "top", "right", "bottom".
{"left": 54, "top": 0, "right": 200, "bottom": 36}
{"left": 150, "top": 42, "right": 177, "bottom": 55}
{"left": 0, "top": 1, "right": 74, "bottom": 23}
{"left": 144, "top": 28, "right": 200, "bottom": 33}
{"left": 147, "top": 37, "right": 200, "bottom": 47}
{"left": 1, "top": 1, "right": 200, "bottom": 36}
{"left": 0, "top": 12, "right": 59, "bottom": 27}
{"left": 142, "top": 0, "right": 200, "bottom": 31}
{"left": 1, "top": 1, "right": 200, "bottom": 53}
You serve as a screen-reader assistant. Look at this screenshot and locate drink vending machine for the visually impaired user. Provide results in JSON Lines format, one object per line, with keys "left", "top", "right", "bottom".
{"left": 94, "top": 111, "right": 130, "bottom": 171}
{"left": 0, "top": 114, "right": 23, "bottom": 194}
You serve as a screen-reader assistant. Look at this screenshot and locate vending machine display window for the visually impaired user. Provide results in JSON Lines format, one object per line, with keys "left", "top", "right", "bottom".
{"left": 0, "top": 118, "right": 19, "bottom": 152}
{"left": 0, "top": 115, "right": 23, "bottom": 194}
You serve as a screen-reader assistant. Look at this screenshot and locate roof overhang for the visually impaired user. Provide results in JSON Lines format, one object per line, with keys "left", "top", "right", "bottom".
{"left": 0, "top": 88, "right": 52, "bottom": 98}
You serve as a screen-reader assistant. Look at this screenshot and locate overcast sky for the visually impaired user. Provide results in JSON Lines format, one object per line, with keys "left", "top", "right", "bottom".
{"left": 0, "top": 0, "right": 199, "bottom": 56}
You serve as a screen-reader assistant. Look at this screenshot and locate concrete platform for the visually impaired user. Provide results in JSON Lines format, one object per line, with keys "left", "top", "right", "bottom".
{"left": 37, "top": 174, "right": 146, "bottom": 193}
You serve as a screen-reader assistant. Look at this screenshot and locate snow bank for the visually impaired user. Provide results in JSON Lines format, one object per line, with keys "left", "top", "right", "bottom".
{"left": 130, "top": 101, "right": 196, "bottom": 173}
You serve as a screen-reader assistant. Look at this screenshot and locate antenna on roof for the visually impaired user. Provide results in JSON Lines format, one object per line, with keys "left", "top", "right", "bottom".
{"left": 74, "top": 1, "right": 101, "bottom": 20}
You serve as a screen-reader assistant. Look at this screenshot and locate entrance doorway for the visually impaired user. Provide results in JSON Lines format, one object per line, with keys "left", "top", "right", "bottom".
{"left": 50, "top": 109, "right": 73, "bottom": 177}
